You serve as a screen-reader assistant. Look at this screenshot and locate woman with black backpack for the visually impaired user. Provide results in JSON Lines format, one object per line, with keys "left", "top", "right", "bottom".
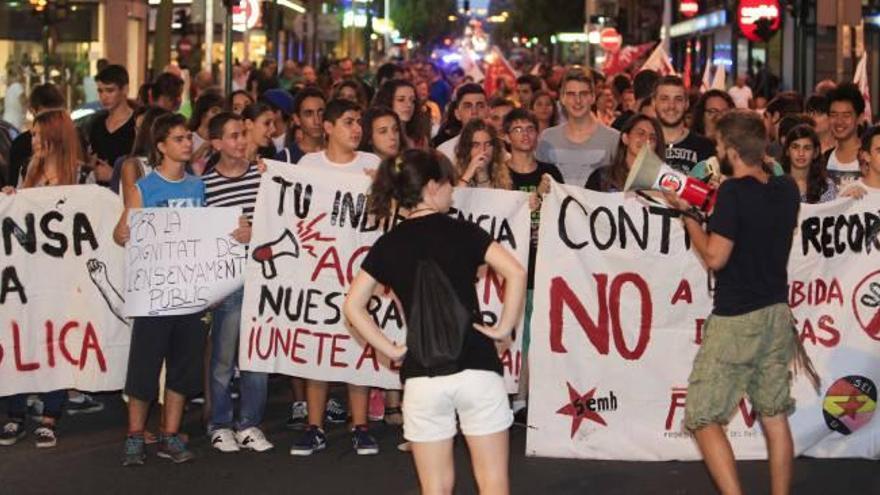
{"left": 344, "top": 149, "right": 526, "bottom": 495}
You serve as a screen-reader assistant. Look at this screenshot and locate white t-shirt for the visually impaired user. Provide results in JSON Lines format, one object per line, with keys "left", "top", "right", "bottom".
{"left": 826, "top": 149, "right": 862, "bottom": 189}
{"left": 727, "top": 85, "right": 753, "bottom": 109}
{"left": 3, "top": 82, "right": 25, "bottom": 130}
{"left": 297, "top": 150, "right": 381, "bottom": 174}
{"left": 437, "top": 135, "right": 460, "bottom": 163}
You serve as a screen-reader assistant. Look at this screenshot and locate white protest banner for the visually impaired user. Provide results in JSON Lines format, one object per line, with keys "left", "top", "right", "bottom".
{"left": 527, "top": 182, "right": 880, "bottom": 460}
{"left": 124, "top": 207, "right": 245, "bottom": 316}
{"left": 239, "top": 160, "right": 530, "bottom": 391}
{"left": 0, "top": 185, "right": 129, "bottom": 396}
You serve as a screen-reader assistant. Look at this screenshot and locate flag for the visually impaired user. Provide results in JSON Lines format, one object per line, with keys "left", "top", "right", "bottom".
{"left": 700, "top": 57, "right": 712, "bottom": 93}
{"left": 601, "top": 42, "right": 654, "bottom": 76}
{"left": 483, "top": 46, "right": 517, "bottom": 97}
{"left": 854, "top": 51, "right": 872, "bottom": 123}
{"left": 640, "top": 43, "right": 676, "bottom": 76}
{"left": 682, "top": 41, "right": 692, "bottom": 90}
{"left": 460, "top": 48, "right": 484, "bottom": 83}
{"left": 711, "top": 63, "right": 726, "bottom": 91}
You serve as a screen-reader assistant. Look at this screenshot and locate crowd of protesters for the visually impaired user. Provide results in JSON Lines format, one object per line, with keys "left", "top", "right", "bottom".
{"left": 1, "top": 52, "right": 879, "bottom": 495}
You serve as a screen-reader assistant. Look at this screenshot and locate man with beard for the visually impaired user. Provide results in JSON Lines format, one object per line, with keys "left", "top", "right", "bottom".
{"left": 653, "top": 75, "right": 714, "bottom": 174}
{"left": 665, "top": 110, "right": 801, "bottom": 495}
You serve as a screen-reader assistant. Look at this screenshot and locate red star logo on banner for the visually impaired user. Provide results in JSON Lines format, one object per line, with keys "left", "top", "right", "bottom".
{"left": 556, "top": 382, "right": 607, "bottom": 438}
{"left": 834, "top": 395, "right": 866, "bottom": 419}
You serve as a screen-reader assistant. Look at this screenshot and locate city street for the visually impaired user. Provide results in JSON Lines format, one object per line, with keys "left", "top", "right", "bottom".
{"left": 1, "top": 380, "right": 877, "bottom": 495}
{"left": 2, "top": 1, "right": 880, "bottom": 493}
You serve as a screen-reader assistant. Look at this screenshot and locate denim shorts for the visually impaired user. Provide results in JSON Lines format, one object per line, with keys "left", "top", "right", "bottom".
{"left": 684, "top": 303, "right": 796, "bottom": 431}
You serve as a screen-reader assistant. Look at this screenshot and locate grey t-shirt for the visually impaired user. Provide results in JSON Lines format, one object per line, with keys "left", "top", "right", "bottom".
{"left": 535, "top": 123, "right": 619, "bottom": 185}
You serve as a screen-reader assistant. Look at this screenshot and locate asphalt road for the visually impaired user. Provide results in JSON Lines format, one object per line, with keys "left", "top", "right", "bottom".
{"left": 0, "top": 379, "right": 877, "bottom": 495}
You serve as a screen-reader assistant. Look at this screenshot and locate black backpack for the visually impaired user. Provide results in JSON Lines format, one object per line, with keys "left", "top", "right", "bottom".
{"left": 406, "top": 258, "right": 474, "bottom": 370}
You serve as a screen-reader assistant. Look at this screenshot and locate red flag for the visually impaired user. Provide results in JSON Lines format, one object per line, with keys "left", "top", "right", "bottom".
{"left": 602, "top": 42, "right": 654, "bottom": 76}
{"left": 483, "top": 47, "right": 517, "bottom": 97}
{"left": 683, "top": 41, "right": 692, "bottom": 90}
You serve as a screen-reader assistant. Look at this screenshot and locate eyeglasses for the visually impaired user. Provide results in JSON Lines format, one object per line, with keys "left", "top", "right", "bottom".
{"left": 510, "top": 126, "right": 537, "bottom": 135}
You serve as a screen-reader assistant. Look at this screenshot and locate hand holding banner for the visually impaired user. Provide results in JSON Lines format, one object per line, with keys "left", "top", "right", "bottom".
{"left": 527, "top": 182, "right": 880, "bottom": 460}
{"left": 239, "top": 161, "right": 530, "bottom": 391}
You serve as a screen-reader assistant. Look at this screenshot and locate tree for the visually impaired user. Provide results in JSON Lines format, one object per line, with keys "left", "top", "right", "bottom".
{"left": 504, "top": 0, "right": 584, "bottom": 44}
{"left": 390, "top": 0, "right": 457, "bottom": 49}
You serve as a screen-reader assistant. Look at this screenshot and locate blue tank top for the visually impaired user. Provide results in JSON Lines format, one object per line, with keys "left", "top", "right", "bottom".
{"left": 136, "top": 169, "right": 205, "bottom": 207}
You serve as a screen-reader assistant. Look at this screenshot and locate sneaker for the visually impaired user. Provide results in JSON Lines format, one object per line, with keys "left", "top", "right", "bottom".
{"left": 190, "top": 395, "right": 206, "bottom": 405}
{"left": 289, "top": 426, "right": 327, "bottom": 456}
{"left": 324, "top": 398, "right": 347, "bottom": 424}
{"left": 235, "top": 427, "right": 273, "bottom": 452}
{"left": 351, "top": 425, "right": 379, "bottom": 455}
{"left": 286, "top": 401, "right": 308, "bottom": 430}
{"left": 157, "top": 434, "right": 195, "bottom": 463}
{"left": 368, "top": 389, "right": 385, "bottom": 422}
{"left": 121, "top": 435, "right": 147, "bottom": 467}
{"left": 0, "top": 421, "right": 26, "bottom": 446}
{"left": 210, "top": 428, "right": 240, "bottom": 453}
{"left": 66, "top": 393, "right": 104, "bottom": 415}
{"left": 34, "top": 425, "right": 57, "bottom": 448}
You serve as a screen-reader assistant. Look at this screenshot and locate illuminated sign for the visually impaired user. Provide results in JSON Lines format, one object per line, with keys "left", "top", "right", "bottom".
{"left": 680, "top": 0, "right": 699, "bottom": 18}
{"left": 737, "top": 0, "right": 781, "bottom": 42}
{"left": 669, "top": 10, "right": 727, "bottom": 38}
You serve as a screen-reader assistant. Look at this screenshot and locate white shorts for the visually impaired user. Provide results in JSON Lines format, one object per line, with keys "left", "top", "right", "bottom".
{"left": 402, "top": 369, "right": 513, "bottom": 443}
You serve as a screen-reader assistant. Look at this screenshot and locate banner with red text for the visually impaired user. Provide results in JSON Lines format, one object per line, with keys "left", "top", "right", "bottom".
{"left": 527, "top": 182, "right": 880, "bottom": 460}
{"left": 0, "top": 185, "right": 129, "bottom": 396}
{"left": 239, "top": 161, "right": 530, "bottom": 391}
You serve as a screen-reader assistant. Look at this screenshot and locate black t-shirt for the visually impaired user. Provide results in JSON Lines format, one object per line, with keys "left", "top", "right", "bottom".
{"left": 509, "top": 161, "right": 564, "bottom": 288}
{"left": 88, "top": 111, "right": 136, "bottom": 171}
{"left": 708, "top": 175, "right": 800, "bottom": 316}
{"left": 360, "top": 213, "right": 499, "bottom": 381}
{"left": 7, "top": 130, "right": 32, "bottom": 186}
{"left": 665, "top": 131, "right": 714, "bottom": 174}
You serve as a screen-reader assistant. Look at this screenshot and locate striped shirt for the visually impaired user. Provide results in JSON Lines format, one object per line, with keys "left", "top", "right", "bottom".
{"left": 202, "top": 162, "right": 261, "bottom": 221}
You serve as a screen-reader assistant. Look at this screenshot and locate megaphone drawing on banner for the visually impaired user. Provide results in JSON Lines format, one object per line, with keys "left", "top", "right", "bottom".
{"left": 252, "top": 229, "right": 300, "bottom": 279}
{"left": 624, "top": 146, "right": 717, "bottom": 212}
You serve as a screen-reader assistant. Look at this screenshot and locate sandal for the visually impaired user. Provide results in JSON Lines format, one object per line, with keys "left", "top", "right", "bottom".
{"left": 384, "top": 406, "right": 403, "bottom": 426}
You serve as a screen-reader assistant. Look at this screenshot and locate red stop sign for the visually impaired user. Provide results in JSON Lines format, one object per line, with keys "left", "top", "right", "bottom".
{"left": 599, "top": 28, "right": 622, "bottom": 52}
{"left": 738, "top": 0, "right": 781, "bottom": 42}
{"left": 680, "top": 0, "right": 699, "bottom": 18}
